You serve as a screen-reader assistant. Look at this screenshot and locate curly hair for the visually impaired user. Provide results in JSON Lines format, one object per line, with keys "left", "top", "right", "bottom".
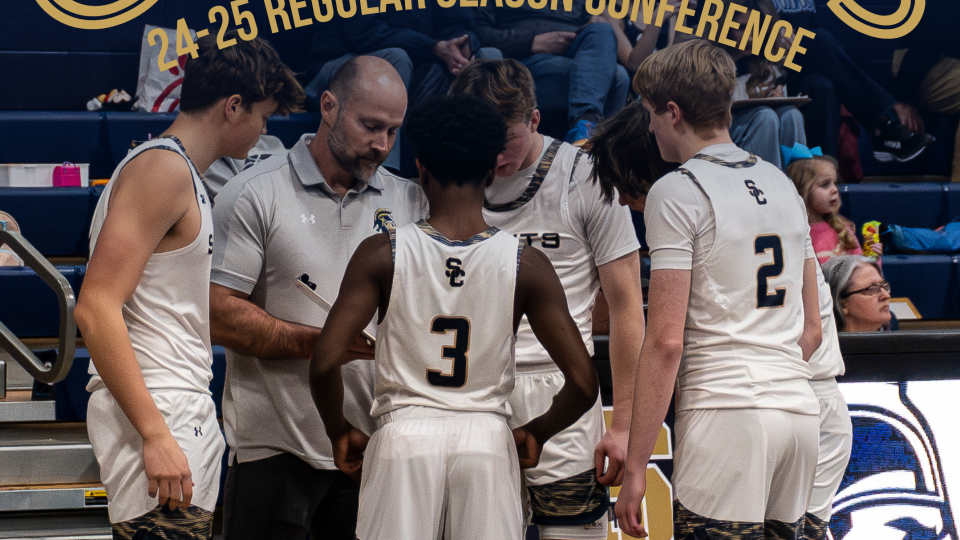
{"left": 786, "top": 156, "right": 859, "bottom": 251}
{"left": 180, "top": 31, "right": 304, "bottom": 116}
{"left": 584, "top": 100, "right": 677, "bottom": 203}
{"left": 406, "top": 95, "right": 507, "bottom": 186}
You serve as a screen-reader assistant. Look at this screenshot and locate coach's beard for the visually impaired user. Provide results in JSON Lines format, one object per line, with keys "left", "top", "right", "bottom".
{"left": 328, "top": 127, "right": 386, "bottom": 183}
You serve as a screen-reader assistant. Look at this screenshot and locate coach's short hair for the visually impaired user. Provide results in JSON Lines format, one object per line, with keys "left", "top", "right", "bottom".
{"left": 585, "top": 100, "right": 677, "bottom": 203}
{"left": 449, "top": 59, "right": 537, "bottom": 126}
{"left": 633, "top": 40, "right": 736, "bottom": 136}
{"left": 180, "top": 31, "right": 304, "bottom": 116}
{"left": 406, "top": 96, "right": 507, "bottom": 186}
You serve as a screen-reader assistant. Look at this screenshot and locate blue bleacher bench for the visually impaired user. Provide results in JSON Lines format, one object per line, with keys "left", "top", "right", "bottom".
{"left": 882, "top": 254, "right": 960, "bottom": 320}
{"left": 0, "top": 186, "right": 102, "bottom": 257}
{"left": 839, "top": 183, "right": 954, "bottom": 230}
{"left": 0, "top": 265, "right": 85, "bottom": 337}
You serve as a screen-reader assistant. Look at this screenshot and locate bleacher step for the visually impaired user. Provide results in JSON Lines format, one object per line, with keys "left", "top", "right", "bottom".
{"left": 0, "top": 422, "right": 99, "bottom": 487}
{"left": 0, "top": 509, "right": 110, "bottom": 539}
{"left": 0, "top": 392, "right": 54, "bottom": 423}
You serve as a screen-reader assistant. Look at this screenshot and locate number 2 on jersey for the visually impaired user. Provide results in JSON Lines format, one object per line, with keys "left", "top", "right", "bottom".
{"left": 755, "top": 235, "right": 786, "bottom": 308}
{"left": 427, "top": 317, "right": 471, "bottom": 388}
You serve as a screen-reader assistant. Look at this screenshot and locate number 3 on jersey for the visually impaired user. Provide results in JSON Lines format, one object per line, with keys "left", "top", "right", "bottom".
{"left": 755, "top": 235, "right": 786, "bottom": 309}
{"left": 427, "top": 317, "right": 471, "bottom": 388}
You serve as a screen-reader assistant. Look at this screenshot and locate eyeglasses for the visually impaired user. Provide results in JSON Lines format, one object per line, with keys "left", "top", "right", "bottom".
{"left": 842, "top": 281, "right": 891, "bottom": 298}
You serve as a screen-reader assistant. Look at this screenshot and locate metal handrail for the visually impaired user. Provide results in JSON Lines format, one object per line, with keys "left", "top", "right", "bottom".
{"left": 0, "top": 229, "right": 76, "bottom": 384}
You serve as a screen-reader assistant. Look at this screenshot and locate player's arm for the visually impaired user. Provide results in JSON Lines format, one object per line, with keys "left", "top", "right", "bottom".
{"left": 513, "top": 247, "right": 600, "bottom": 469}
{"left": 594, "top": 251, "right": 644, "bottom": 486}
{"left": 308, "top": 233, "right": 390, "bottom": 480}
{"left": 798, "top": 257, "right": 823, "bottom": 361}
{"left": 614, "top": 268, "right": 690, "bottom": 538}
{"left": 74, "top": 152, "right": 196, "bottom": 511}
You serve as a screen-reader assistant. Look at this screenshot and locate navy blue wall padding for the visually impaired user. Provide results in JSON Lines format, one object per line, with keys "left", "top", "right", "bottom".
{"left": 0, "top": 265, "right": 84, "bottom": 337}
{"left": 263, "top": 114, "right": 323, "bottom": 149}
{"left": 53, "top": 346, "right": 227, "bottom": 421}
{"left": 0, "top": 112, "right": 109, "bottom": 175}
{"left": 0, "top": 187, "right": 99, "bottom": 256}
{"left": 881, "top": 255, "right": 960, "bottom": 319}
{"left": 838, "top": 183, "right": 949, "bottom": 230}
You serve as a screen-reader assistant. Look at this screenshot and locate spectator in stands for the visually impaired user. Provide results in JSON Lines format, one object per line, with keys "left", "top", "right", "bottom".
{"left": 785, "top": 148, "right": 881, "bottom": 263}
{"left": 713, "top": 0, "right": 807, "bottom": 169}
{"left": 303, "top": 5, "right": 499, "bottom": 171}
{"left": 209, "top": 56, "right": 427, "bottom": 540}
{"left": 822, "top": 256, "right": 891, "bottom": 332}
{"left": 602, "top": 0, "right": 682, "bottom": 75}
{"left": 891, "top": 0, "right": 960, "bottom": 181}
{"left": 473, "top": 1, "right": 629, "bottom": 144}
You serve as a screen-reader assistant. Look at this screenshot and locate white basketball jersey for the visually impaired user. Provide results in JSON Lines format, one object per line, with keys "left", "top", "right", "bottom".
{"left": 808, "top": 260, "right": 845, "bottom": 380}
{"left": 371, "top": 220, "right": 521, "bottom": 417}
{"left": 483, "top": 139, "right": 637, "bottom": 370}
{"left": 88, "top": 137, "right": 215, "bottom": 394}
{"left": 676, "top": 153, "right": 817, "bottom": 414}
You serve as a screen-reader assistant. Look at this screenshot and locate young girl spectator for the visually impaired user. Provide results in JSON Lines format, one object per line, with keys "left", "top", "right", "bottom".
{"left": 786, "top": 149, "right": 882, "bottom": 263}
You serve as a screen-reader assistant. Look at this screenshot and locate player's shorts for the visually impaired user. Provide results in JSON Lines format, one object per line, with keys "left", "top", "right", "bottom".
{"left": 805, "top": 378, "right": 853, "bottom": 537}
{"left": 357, "top": 406, "right": 524, "bottom": 540}
{"left": 87, "top": 388, "right": 225, "bottom": 525}
{"left": 673, "top": 408, "right": 819, "bottom": 539}
{"left": 507, "top": 367, "right": 609, "bottom": 539}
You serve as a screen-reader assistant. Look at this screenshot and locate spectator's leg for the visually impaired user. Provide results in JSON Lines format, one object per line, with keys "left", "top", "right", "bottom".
{"left": 603, "top": 65, "right": 630, "bottom": 118}
{"left": 410, "top": 48, "right": 503, "bottom": 110}
{"left": 522, "top": 54, "right": 573, "bottom": 139}
{"left": 563, "top": 22, "right": 621, "bottom": 127}
{"left": 915, "top": 55, "right": 960, "bottom": 181}
{"left": 791, "top": 73, "right": 840, "bottom": 156}
{"left": 776, "top": 105, "right": 807, "bottom": 151}
{"left": 800, "top": 29, "right": 895, "bottom": 132}
{"left": 730, "top": 106, "right": 783, "bottom": 169}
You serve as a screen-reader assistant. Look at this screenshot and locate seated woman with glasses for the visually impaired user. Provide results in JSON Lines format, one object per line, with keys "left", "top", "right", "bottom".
{"left": 822, "top": 256, "right": 893, "bottom": 332}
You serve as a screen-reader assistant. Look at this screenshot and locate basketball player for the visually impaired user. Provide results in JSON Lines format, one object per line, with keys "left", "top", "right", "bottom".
{"left": 614, "top": 40, "right": 823, "bottom": 539}
{"left": 309, "top": 95, "right": 600, "bottom": 540}
{"left": 450, "top": 59, "right": 644, "bottom": 540}
{"left": 74, "top": 33, "right": 303, "bottom": 539}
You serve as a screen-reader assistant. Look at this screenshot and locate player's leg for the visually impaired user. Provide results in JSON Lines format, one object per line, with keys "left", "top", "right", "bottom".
{"left": 508, "top": 370, "right": 609, "bottom": 540}
{"left": 445, "top": 413, "right": 524, "bottom": 540}
{"left": 356, "top": 407, "right": 447, "bottom": 540}
{"left": 803, "top": 380, "right": 853, "bottom": 540}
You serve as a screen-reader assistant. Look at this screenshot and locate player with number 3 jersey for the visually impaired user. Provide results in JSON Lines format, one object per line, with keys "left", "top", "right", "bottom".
{"left": 615, "top": 41, "right": 823, "bottom": 540}
{"left": 309, "top": 96, "right": 599, "bottom": 540}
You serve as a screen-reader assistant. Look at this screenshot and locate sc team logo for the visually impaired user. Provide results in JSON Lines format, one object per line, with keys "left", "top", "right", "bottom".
{"left": 36, "top": 0, "right": 159, "bottom": 30}
{"left": 373, "top": 208, "right": 396, "bottom": 233}
{"left": 826, "top": 0, "right": 925, "bottom": 39}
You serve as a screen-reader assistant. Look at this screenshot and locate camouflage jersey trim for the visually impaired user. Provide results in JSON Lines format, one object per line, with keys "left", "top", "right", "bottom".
{"left": 528, "top": 468, "right": 610, "bottom": 525}
{"left": 388, "top": 225, "right": 397, "bottom": 264}
{"left": 692, "top": 152, "right": 759, "bottom": 169}
{"left": 415, "top": 219, "right": 501, "bottom": 247}
{"left": 113, "top": 504, "right": 213, "bottom": 540}
{"left": 516, "top": 243, "right": 525, "bottom": 275}
{"left": 485, "top": 139, "right": 562, "bottom": 213}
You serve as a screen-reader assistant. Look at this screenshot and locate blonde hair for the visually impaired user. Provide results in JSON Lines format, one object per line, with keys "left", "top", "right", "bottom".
{"left": 450, "top": 59, "right": 537, "bottom": 126}
{"left": 786, "top": 156, "right": 859, "bottom": 251}
{"left": 633, "top": 40, "right": 736, "bottom": 136}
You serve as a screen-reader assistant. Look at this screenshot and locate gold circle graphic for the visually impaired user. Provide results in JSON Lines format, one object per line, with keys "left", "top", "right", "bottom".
{"left": 35, "top": 0, "right": 159, "bottom": 30}
{"left": 826, "top": 0, "right": 925, "bottom": 39}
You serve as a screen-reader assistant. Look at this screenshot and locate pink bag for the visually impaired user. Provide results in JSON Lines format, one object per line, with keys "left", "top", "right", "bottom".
{"left": 53, "top": 162, "right": 81, "bottom": 187}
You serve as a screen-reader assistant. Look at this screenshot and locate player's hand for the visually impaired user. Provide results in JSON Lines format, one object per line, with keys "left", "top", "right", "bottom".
{"left": 531, "top": 31, "right": 577, "bottom": 55}
{"left": 595, "top": 429, "right": 628, "bottom": 486}
{"left": 347, "top": 335, "right": 375, "bottom": 360}
{"left": 333, "top": 424, "right": 369, "bottom": 482}
{"left": 433, "top": 35, "right": 472, "bottom": 75}
{"left": 142, "top": 432, "right": 194, "bottom": 511}
{"left": 614, "top": 469, "right": 648, "bottom": 538}
{"left": 512, "top": 426, "right": 544, "bottom": 469}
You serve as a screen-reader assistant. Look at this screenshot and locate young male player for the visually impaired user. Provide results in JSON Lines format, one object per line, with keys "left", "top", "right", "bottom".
{"left": 614, "top": 40, "right": 823, "bottom": 539}
{"left": 74, "top": 33, "right": 303, "bottom": 539}
{"left": 309, "top": 95, "right": 600, "bottom": 540}
{"left": 450, "top": 59, "right": 644, "bottom": 540}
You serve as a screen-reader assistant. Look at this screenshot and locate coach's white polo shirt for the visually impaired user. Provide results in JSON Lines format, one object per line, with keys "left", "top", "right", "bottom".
{"left": 211, "top": 134, "right": 428, "bottom": 469}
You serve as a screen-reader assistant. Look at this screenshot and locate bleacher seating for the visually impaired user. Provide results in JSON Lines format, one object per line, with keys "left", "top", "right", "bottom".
{"left": 0, "top": 265, "right": 84, "bottom": 337}
{"left": 0, "top": 187, "right": 101, "bottom": 257}
{"left": 838, "top": 183, "right": 953, "bottom": 229}
{"left": 882, "top": 255, "right": 960, "bottom": 319}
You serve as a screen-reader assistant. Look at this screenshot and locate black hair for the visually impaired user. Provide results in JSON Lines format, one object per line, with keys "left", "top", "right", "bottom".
{"left": 585, "top": 100, "right": 677, "bottom": 203}
{"left": 406, "top": 95, "right": 507, "bottom": 186}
